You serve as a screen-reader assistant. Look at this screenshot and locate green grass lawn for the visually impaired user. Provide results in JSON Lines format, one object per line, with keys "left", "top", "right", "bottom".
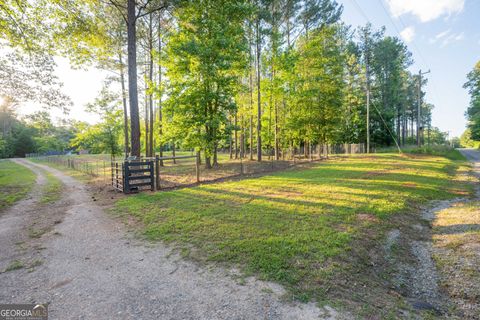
{"left": 0, "top": 160, "right": 36, "bottom": 212}
{"left": 114, "top": 152, "right": 474, "bottom": 314}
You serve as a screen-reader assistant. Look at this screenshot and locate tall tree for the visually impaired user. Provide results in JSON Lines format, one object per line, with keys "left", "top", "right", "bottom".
{"left": 106, "top": 0, "right": 168, "bottom": 157}
{"left": 166, "top": 0, "right": 249, "bottom": 168}
{"left": 464, "top": 61, "right": 480, "bottom": 141}
{"left": 290, "top": 25, "right": 345, "bottom": 151}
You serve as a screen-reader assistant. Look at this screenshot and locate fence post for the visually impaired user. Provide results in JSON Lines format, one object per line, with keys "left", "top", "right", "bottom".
{"left": 271, "top": 149, "right": 274, "bottom": 169}
{"left": 123, "top": 162, "right": 128, "bottom": 192}
{"left": 155, "top": 155, "right": 161, "bottom": 190}
{"left": 149, "top": 161, "right": 154, "bottom": 191}
{"left": 195, "top": 152, "right": 200, "bottom": 183}
{"left": 113, "top": 161, "right": 117, "bottom": 188}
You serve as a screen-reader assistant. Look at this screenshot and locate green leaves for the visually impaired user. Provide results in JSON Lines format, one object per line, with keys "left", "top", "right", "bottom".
{"left": 290, "top": 25, "right": 345, "bottom": 144}
{"left": 165, "top": 0, "right": 249, "bottom": 161}
{"left": 464, "top": 61, "right": 480, "bottom": 141}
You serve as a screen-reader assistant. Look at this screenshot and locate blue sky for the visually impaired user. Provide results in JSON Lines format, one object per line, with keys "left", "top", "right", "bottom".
{"left": 18, "top": 0, "right": 479, "bottom": 137}
{"left": 338, "top": 0, "right": 480, "bottom": 137}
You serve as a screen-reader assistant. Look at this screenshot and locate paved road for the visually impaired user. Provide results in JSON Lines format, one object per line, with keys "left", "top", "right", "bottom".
{"left": 0, "top": 159, "right": 341, "bottom": 320}
{"left": 459, "top": 148, "right": 480, "bottom": 182}
{"left": 459, "top": 148, "right": 480, "bottom": 164}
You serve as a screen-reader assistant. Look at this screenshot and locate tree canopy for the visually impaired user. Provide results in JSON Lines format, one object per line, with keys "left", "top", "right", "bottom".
{"left": 0, "top": 0, "right": 447, "bottom": 161}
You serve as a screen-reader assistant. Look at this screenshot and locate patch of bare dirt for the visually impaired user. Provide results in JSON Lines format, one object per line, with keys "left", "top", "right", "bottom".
{"left": 356, "top": 213, "right": 380, "bottom": 223}
{"left": 401, "top": 182, "right": 417, "bottom": 188}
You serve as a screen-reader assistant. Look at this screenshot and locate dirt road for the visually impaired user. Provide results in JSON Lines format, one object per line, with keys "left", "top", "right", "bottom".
{"left": 0, "top": 159, "right": 340, "bottom": 320}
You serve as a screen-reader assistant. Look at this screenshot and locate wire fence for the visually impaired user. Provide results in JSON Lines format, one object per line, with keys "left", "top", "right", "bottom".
{"left": 27, "top": 143, "right": 366, "bottom": 192}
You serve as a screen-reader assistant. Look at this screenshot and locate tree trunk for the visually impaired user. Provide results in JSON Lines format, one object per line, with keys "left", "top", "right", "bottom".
{"left": 255, "top": 18, "right": 262, "bottom": 161}
{"left": 127, "top": 0, "right": 140, "bottom": 157}
{"left": 144, "top": 75, "right": 149, "bottom": 157}
{"left": 249, "top": 115, "right": 253, "bottom": 160}
{"left": 213, "top": 140, "right": 218, "bottom": 167}
{"left": 240, "top": 115, "right": 245, "bottom": 159}
{"left": 402, "top": 104, "right": 406, "bottom": 146}
{"left": 205, "top": 156, "right": 211, "bottom": 169}
{"left": 158, "top": 21, "right": 164, "bottom": 166}
{"left": 119, "top": 51, "right": 129, "bottom": 158}
{"left": 396, "top": 107, "right": 400, "bottom": 146}
{"left": 148, "top": 14, "right": 154, "bottom": 157}
{"left": 249, "top": 24, "right": 254, "bottom": 161}
{"left": 274, "top": 88, "right": 279, "bottom": 160}
{"left": 234, "top": 113, "right": 238, "bottom": 159}
{"left": 268, "top": 89, "right": 272, "bottom": 159}
{"left": 205, "top": 125, "right": 211, "bottom": 169}
{"left": 410, "top": 115, "right": 414, "bottom": 139}
{"left": 229, "top": 128, "right": 233, "bottom": 160}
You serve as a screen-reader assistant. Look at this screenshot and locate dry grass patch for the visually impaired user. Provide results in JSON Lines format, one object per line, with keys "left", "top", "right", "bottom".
{"left": 433, "top": 200, "right": 480, "bottom": 319}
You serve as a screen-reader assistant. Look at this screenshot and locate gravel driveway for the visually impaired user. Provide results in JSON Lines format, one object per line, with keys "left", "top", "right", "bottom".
{"left": 0, "top": 159, "right": 341, "bottom": 320}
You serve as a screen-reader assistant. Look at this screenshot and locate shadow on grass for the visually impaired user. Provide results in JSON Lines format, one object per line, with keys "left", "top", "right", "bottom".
{"left": 114, "top": 153, "right": 472, "bottom": 316}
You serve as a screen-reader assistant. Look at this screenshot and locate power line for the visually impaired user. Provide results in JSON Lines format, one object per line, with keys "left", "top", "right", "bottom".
{"left": 377, "top": 0, "right": 403, "bottom": 38}
{"left": 375, "top": 0, "right": 444, "bottom": 109}
{"left": 349, "top": 0, "right": 403, "bottom": 153}
{"left": 350, "top": 0, "right": 370, "bottom": 22}
{"left": 377, "top": 0, "right": 429, "bottom": 69}
{"left": 371, "top": 100, "right": 403, "bottom": 153}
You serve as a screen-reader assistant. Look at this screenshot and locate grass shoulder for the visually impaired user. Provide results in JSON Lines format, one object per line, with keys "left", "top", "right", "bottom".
{"left": 0, "top": 159, "right": 36, "bottom": 212}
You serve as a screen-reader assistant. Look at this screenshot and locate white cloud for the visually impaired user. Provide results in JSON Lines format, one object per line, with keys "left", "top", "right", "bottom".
{"left": 386, "top": 0, "right": 464, "bottom": 22}
{"left": 436, "top": 29, "right": 451, "bottom": 40}
{"left": 400, "top": 26, "right": 415, "bottom": 43}
{"left": 454, "top": 32, "right": 464, "bottom": 41}
{"left": 441, "top": 31, "right": 464, "bottom": 47}
{"left": 429, "top": 29, "right": 451, "bottom": 43}
{"left": 428, "top": 29, "right": 465, "bottom": 46}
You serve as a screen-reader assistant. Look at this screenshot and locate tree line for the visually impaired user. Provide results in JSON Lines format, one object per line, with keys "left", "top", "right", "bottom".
{"left": 1, "top": 0, "right": 449, "bottom": 162}
{"left": 464, "top": 60, "right": 480, "bottom": 145}
{"left": 0, "top": 98, "right": 77, "bottom": 158}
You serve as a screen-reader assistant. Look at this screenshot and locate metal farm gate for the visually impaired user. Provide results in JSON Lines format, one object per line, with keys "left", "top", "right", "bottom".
{"left": 111, "top": 160, "right": 155, "bottom": 193}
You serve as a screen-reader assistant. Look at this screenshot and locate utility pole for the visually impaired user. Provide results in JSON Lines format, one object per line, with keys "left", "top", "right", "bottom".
{"left": 364, "top": 29, "right": 371, "bottom": 154}
{"left": 366, "top": 62, "right": 370, "bottom": 154}
{"left": 417, "top": 69, "right": 430, "bottom": 147}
